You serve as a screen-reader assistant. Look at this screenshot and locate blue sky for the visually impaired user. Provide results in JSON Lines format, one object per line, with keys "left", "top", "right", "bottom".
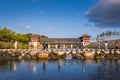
{"left": 0, "top": 0, "right": 120, "bottom": 38}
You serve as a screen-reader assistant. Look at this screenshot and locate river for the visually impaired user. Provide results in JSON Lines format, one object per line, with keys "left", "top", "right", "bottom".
{"left": 0, "top": 59, "right": 120, "bottom": 80}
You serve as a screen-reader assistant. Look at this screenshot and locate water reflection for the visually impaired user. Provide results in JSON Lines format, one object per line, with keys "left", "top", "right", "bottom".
{"left": 43, "top": 62, "right": 46, "bottom": 73}
{"left": 0, "top": 59, "right": 120, "bottom": 80}
{"left": 13, "top": 62, "right": 16, "bottom": 71}
{"left": 57, "top": 60, "right": 60, "bottom": 72}
{"left": 27, "top": 61, "right": 30, "bottom": 72}
{"left": 33, "top": 63, "right": 37, "bottom": 73}
{"left": 82, "top": 60, "right": 85, "bottom": 72}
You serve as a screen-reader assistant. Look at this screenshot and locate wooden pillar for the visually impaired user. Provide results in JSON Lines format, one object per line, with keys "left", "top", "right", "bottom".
{"left": 55, "top": 44, "right": 58, "bottom": 49}
{"left": 48, "top": 44, "right": 51, "bottom": 49}
{"left": 71, "top": 44, "right": 73, "bottom": 48}
{"left": 63, "top": 44, "right": 66, "bottom": 49}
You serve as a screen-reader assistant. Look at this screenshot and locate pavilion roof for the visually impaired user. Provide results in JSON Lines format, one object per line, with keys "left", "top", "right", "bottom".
{"left": 80, "top": 34, "right": 91, "bottom": 38}
{"left": 31, "top": 34, "right": 38, "bottom": 38}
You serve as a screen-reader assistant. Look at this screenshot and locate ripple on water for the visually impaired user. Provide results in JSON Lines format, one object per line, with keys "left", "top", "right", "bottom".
{"left": 0, "top": 59, "right": 120, "bottom": 80}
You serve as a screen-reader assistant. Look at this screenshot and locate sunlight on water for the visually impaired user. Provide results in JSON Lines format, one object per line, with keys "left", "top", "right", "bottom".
{"left": 0, "top": 59, "right": 120, "bottom": 80}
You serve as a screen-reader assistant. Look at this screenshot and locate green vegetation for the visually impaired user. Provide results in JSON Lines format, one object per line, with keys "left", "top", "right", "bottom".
{"left": 97, "top": 31, "right": 120, "bottom": 41}
{"left": 0, "top": 27, "right": 48, "bottom": 49}
{"left": 89, "top": 31, "right": 120, "bottom": 49}
{"left": 0, "top": 27, "right": 30, "bottom": 42}
{"left": 91, "top": 31, "right": 120, "bottom": 43}
{"left": 0, "top": 42, "right": 10, "bottom": 49}
{"left": 0, "top": 42, "right": 28, "bottom": 49}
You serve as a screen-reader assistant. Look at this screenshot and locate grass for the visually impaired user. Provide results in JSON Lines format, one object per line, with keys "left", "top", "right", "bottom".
{"left": 0, "top": 42, "right": 29, "bottom": 49}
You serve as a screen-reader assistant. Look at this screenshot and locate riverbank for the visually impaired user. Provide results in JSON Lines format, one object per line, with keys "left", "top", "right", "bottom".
{"left": 0, "top": 49, "right": 120, "bottom": 60}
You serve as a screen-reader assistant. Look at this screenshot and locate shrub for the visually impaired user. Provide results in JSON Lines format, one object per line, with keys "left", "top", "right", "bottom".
{"left": 0, "top": 42, "right": 29, "bottom": 49}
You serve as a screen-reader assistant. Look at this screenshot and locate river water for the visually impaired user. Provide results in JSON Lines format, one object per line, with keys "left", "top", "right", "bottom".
{"left": 0, "top": 59, "right": 120, "bottom": 80}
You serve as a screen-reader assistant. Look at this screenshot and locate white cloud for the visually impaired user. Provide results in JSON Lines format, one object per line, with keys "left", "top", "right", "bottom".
{"left": 86, "top": 0, "right": 120, "bottom": 28}
{"left": 47, "top": 27, "right": 53, "bottom": 31}
{"left": 18, "top": 23, "right": 31, "bottom": 30}
{"left": 25, "top": 25, "right": 31, "bottom": 30}
{"left": 18, "top": 23, "right": 24, "bottom": 27}
{"left": 40, "top": 11, "right": 45, "bottom": 15}
{"left": 108, "top": 0, "right": 120, "bottom": 4}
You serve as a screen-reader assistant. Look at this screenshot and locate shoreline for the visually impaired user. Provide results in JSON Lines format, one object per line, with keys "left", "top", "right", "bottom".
{"left": 0, "top": 48, "right": 120, "bottom": 60}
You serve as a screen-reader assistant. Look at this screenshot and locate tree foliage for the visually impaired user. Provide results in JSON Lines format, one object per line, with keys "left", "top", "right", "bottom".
{"left": 0, "top": 27, "right": 48, "bottom": 43}
{"left": 0, "top": 27, "right": 15, "bottom": 42}
{"left": 0, "top": 27, "right": 30, "bottom": 43}
{"left": 96, "top": 31, "right": 120, "bottom": 41}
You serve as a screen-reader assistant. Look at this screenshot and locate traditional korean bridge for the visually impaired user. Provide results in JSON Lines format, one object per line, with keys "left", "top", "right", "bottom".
{"left": 40, "top": 38, "right": 81, "bottom": 48}
{"left": 30, "top": 34, "right": 91, "bottom": 49}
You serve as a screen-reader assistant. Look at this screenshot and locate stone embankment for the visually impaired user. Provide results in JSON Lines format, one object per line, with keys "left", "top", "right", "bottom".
{"left": 0, "top": 49, "right": 120, "bottom": 60}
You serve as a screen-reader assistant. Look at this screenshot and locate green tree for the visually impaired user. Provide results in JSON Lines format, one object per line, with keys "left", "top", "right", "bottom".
{"left": 0, "top": 27, "right": 15, "bottom": 42}
{"left": 14, "top": 33, "right": 29, "bottom": 43}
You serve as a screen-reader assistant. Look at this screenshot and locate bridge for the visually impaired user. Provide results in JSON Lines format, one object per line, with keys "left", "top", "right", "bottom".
{"left": 29, "top": 34, "right": 91, "bottom": 49}
{"left": 40, "top": 38, "right": 81, "bottom": 48}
